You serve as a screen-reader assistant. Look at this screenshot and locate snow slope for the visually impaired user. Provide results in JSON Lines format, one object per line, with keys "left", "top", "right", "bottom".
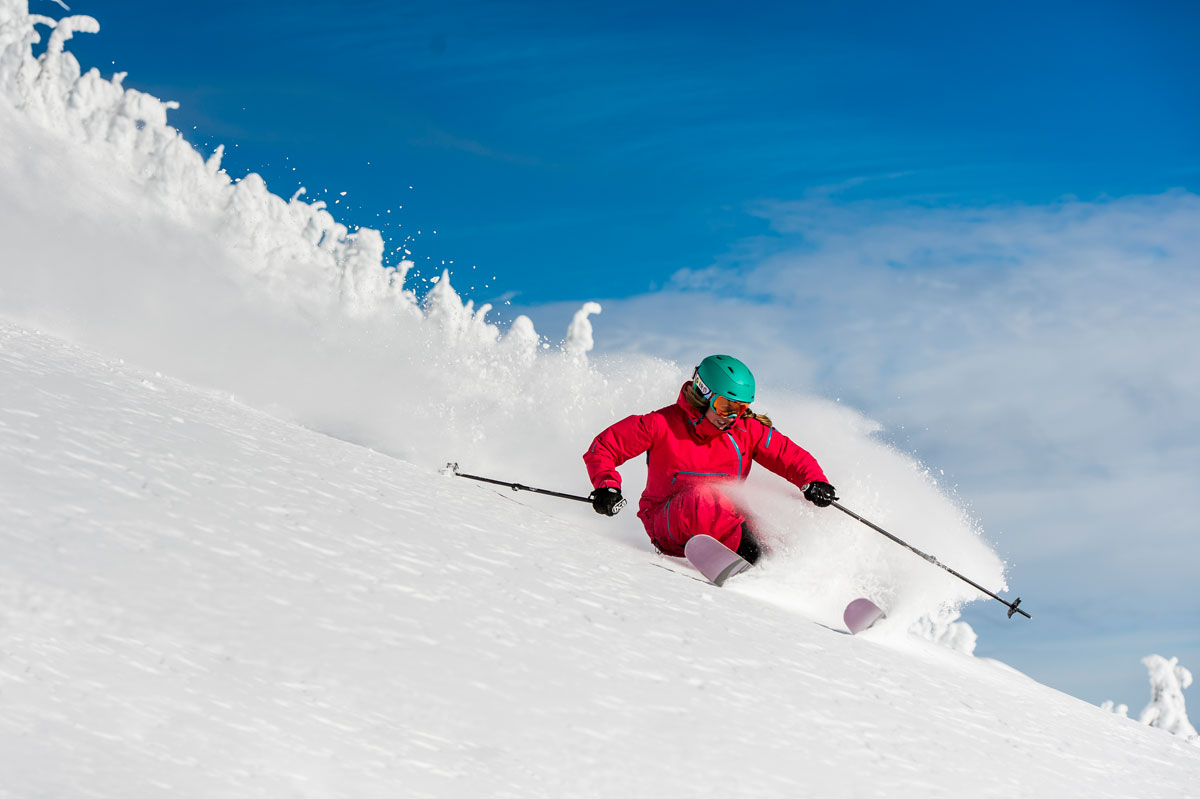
{"left": 3, "top": 3, "right": 1200, "bottom": 794}
{"left": 4, "top": 319, "right": 1200, "bottom": 798}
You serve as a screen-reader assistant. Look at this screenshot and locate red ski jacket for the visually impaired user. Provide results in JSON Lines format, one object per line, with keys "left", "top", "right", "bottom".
{"left": 583, "top": 383, "right": 827, "bottom": 527}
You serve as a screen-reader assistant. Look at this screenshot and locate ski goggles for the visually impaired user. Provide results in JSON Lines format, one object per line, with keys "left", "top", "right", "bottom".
{"left": 711, "top": 394, "right": 750, "bottom": 418}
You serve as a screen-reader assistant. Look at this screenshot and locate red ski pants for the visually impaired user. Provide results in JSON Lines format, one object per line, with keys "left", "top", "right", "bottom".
{"left": 643, "top": 482, "right": 745, "bottom": 557}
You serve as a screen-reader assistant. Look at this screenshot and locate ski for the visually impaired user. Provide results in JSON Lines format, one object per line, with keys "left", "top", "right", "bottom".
{"left": 684, "top": 534, "right": 752, "bottom": 587}
{"left": 843, "top": 598, "right": 886, "bottom": 634}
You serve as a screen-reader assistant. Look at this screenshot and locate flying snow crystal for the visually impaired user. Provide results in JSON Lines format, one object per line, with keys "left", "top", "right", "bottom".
{"left": 563, "top": 301, "right": 602, "bottom": 358}
{"left": 1139, "top": 655, "right": 1200, "bottom": 745}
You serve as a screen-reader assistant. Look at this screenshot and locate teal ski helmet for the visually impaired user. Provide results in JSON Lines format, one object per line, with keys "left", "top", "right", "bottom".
{"left": 693, "top": 354, "right": 756, "bottom": 404}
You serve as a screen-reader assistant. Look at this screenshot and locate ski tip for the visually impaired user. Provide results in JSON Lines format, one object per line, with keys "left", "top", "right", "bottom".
{"left": 684, "top": 535, "right": 752, "bottom": 586}
{"left": 844, "top": 598, "right": 886, "bottom": 634}
{"left": 683, "top": 534, "right": 719, "bottom": 555}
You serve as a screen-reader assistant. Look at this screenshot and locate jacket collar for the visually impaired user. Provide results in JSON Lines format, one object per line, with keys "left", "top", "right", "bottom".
{"left": 675, "top": 382, "right": 737, "bottom": 442}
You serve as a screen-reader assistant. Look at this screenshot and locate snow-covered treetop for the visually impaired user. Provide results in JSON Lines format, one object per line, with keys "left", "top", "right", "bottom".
{"left": 1139, "top": 655, "right": 1199, "bottom": 745}
{"left": 0, "top": 0, "right": 580, "bottom": 351}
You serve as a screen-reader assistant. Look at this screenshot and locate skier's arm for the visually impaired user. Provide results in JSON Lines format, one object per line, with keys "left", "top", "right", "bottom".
{"left": 583, "top": 413, "right": 658, "bottom": 491}
{"left": 750, "top": 421, "right": 828, "bottom": 491}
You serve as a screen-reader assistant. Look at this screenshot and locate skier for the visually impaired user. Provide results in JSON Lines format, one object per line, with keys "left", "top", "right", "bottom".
{"left": 583, "top": 354, "right": 837, "bottom": 564}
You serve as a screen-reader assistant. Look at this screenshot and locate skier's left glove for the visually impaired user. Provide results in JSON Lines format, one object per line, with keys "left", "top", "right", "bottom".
{"left": 589, "top": 486, "right": 627, "bottom": 516}
{"left": 803, "top": 481, "right": 838, "bottom": 508}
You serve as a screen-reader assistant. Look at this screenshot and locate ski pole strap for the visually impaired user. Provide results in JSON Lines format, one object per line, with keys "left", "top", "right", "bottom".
{"left": 444, "top": 463, "right": 593, "bottom": 504}
{"left": 830, "top": 500, "right": 1032, "bottom": 620}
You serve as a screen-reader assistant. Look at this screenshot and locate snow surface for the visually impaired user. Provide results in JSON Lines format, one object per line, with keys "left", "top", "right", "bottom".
{"left": 4, "top": 318, "right": 1200, "bottom": 797}
{"left": 2, "top": 2, "right": 1200, "bottom": 794}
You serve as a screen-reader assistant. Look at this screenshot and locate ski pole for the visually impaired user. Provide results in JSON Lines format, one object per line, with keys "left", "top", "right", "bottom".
{"left": 827, "top": 498, "right": 1031, "bottom": 620}
{"left": 443, "top": 462, "right": 624, "bottom": 510}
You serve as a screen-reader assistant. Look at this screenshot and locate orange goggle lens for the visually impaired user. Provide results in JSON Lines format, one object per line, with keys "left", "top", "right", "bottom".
{"left": 712, "top": 395, "right": 749, "bottom": 418}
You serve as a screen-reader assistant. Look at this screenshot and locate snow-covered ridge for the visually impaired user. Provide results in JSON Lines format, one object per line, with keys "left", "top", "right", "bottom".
{"left": 3, "top": 0, "right": 430, "bottom": 322}
{"left": 0, "top": 0, "right": 615, "bottom": 476}
{"left": 2, "top": 0, "right": 1001, "bottom": 642}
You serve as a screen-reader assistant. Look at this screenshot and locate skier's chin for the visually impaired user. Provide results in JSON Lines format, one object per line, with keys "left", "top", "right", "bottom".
{"left": 704, "top": 406, "right": 735, "bottom": 430}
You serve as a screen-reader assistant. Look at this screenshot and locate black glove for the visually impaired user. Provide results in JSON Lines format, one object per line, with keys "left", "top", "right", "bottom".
{"left": 589, "top": 486, "right": 626, "bottom": 516}
{"left": 803, "top": 481, "right": 838, "bottom": 508}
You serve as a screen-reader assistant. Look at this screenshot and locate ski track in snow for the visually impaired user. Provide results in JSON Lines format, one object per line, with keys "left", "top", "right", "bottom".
{"left": 3, "top": 320, "right": 1199, "bottom": 798}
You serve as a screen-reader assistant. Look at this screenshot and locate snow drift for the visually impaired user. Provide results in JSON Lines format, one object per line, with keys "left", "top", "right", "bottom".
{"left": 0, "top": 0, "right": 998, "bottom": 640}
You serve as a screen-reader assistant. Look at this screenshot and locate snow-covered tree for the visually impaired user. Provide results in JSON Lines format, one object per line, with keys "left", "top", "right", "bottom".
{"left": 563, "top": 301, "right": 602, "bottom": 359}
{"left": 1099, "top": 700, "right": 1128, "bottom": 717}
{"left": 1138, "top": 654, "right": 1199, "bottom": 745}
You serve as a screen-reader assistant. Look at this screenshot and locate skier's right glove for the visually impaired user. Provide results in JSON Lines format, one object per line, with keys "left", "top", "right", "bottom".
{"left": 803, "top": 481, "right": 838, "bottom": 508}
{"left": 589, "top": 486, "right": 627, "bottom": 516}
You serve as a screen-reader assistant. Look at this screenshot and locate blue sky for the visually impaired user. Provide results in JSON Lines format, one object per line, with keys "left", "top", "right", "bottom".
{"left": 59, "top": 0, "right": 1200, "bottom": 706}
{"left": 70, "top": 0, "right": 1198, "bottom": 305}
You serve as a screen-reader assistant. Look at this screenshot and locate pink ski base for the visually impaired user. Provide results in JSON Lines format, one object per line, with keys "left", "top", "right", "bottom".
{"left": 844, "top": 598, "right": 886, "bottom": 634}
{"left": 683, "top": 535, "right": 752, "bottom": 587}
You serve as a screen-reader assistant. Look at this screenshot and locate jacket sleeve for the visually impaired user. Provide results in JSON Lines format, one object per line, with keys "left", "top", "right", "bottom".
{"left": 750, "top": 422, "right": 827, "bottom": 490}
{"left": 583, "top": 413, "right": 659, "bottom": 491}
